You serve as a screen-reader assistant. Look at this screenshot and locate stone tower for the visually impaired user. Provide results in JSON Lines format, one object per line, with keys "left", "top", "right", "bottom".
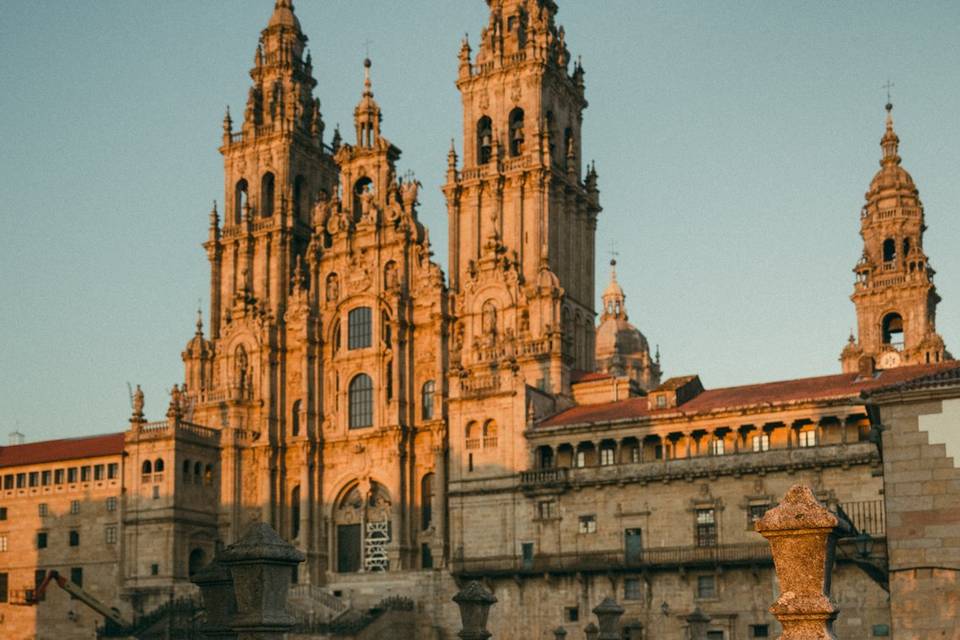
{"left": 444, "top": 0, "right": 600, "bottom": 483}
{"left": 841, "top": 104, "right": 948, "bottom": 372}
{"left": 595, "top": 260, "right": 662, "bottom": 392}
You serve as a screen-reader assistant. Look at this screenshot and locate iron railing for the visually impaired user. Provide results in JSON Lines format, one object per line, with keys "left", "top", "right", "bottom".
{"left": 837, "top": 500, "right": 885, "bottom": 536}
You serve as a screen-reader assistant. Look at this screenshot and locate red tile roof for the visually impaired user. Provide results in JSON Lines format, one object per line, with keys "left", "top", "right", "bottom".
{"left": 540, "top": 363, "right": 960, "bottom": 428}
{"left": 571, "top": 371, "right": 614, "bottom": 383}
{"left": 0, "top": 432, "right": 125, "bottom": 469}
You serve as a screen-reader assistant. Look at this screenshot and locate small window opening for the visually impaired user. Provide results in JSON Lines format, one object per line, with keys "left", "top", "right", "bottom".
{"left": 883, "top": 238, "right": 896, "bottom": 262}
{"left": 882, "top": 313, "right": 904, "bottom": 349}
{"left": 477, "top": 116, "right": 493, "bottom": 164}
{"left": 261, "top": 172, "right": 275, "bottom": 217}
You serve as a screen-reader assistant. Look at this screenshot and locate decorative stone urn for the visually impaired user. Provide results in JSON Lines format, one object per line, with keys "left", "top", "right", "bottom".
{"left": 593, "top": 597, "right": 624, "bottom": 640}
{"left": 453, "top": 580, "right": 497, "bottom": 640}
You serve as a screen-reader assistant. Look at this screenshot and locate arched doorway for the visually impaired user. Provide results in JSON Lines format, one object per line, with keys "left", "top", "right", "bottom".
{"left": 334, "top": 481, "right": 392, "bottom": 573}
{"left": 188, "top": 548, "right": 206, "bottom": 576}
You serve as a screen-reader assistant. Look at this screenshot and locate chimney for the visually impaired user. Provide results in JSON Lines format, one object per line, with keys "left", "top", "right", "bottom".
{"left": 858, "top": 356, "right": 875, "bottom": 379}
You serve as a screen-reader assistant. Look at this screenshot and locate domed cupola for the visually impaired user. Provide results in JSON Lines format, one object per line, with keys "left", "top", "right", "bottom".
{"left": 594, "top": 259, "right": 662, "bottom": 392}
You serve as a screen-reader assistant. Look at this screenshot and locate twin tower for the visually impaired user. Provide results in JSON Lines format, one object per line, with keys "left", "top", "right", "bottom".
{"left": 172, "top": 0, "right": 947, "bottom": 581}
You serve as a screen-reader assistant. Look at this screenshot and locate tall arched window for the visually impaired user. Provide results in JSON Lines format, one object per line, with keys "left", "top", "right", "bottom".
{"left": 883, "top": 238, "right": 896, "bottom": 262}
{"left": 421, "top": 473, "right": 435, "bottom": 530}
{"left": 234, "top": 179, "right": 248, "bottom": 224}
{"left": 882, "top": 312, "right": 904, "bottom": 348}
{"left": 291, "top": 485, "right": 301, "bottom": 539}
{"left": 349, "top": 374, "right": 374, "bottom": 429}
{"left": 483, "top": 420, "right": 498, "bottom": 448}
{"left": 188, "top": 548, "right": 206, "bottom": 577}
{"left": 154, "top": 458, "right": 165, "bottom": 473}
{"left": 261, "top": 172, "right": 276, "bottom": 217}
{"left": 142, "top": 460, "right": 152, "bottom": 475}
{"left": 293, "top": 175, "right": 307, "bottom": 221}
{"left": 509, "top": 108, "right": 525, "bottom": 157}
{"left": 477, "top": 116, "right": 493, "bottom": 164}
{"left": 353, "top": 177, "right": 373, "bottom": 222}
{"left": 182, "top": 460, "right": 191, "bottom": 483}
{"left": 194, "top": 462, "right": 202, "bottom": 481}
{"left": 421, "top": 381, "right": 436, "bottom": 420}
{"left": 465, "top": 421, "right": 480, "bottom": 450}
{"left": 348, "top": 307, "right": 373, "bottom": 350}
{"left": 291, "top": 399, "right": 302, "bottom": 437}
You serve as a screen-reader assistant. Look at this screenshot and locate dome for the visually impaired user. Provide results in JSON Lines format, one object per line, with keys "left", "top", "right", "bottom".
{"left": 865, "top": 107, "right": 920, "bottom": 208}
{"left": 596, "top": 316, "right": 649, "bottom": 359}
{"left": 603, "top": 277, "right": 624, "bottom": 301}
{"left": 268, "top": 0, "right": 301, "bottom": 30}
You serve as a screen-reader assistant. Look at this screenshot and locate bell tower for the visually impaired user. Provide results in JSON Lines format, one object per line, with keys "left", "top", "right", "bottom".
{"left": 841, "top": 103, "right": 949, "bottom": 372}
{"left": 211, "top": 0, "right": 337, "bottom": 332}
{"left": 444, "top": 0, "right": 601, "bottom": 391}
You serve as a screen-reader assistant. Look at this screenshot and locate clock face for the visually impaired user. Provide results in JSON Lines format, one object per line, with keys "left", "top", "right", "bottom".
{"left": 879, "top": 351, "right": 902, "bottom": 369}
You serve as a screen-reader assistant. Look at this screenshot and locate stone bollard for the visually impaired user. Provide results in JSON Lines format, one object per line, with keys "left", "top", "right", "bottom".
{"left": 685, "top": 607, "right": 710, "bottom": 640}
{"left": 191, "top": 556, "right": 238, "bottom": 639}
{"left": 553, "top": 627, "right": 568, "bottom": 640}
{"left": 623, "top": 621, "right": 644, "bottom": 640}
{"left": 756, "top": 485, "right": 847, "bottom": 640}
{"left": 219, "top": 523, "right": 305, "bottom": 640}
{"left": 593, "top": 597, "right": 624, "bottom": 640}
{"left": 583, "top": 622, "right": 599, "bottom": 640}
{"left": 453, "top": 580, "right": 497, "bottom": 640}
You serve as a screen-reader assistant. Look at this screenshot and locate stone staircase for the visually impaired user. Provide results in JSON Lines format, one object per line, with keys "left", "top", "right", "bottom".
{"left": 288, "top": 583, "right": 351, "bottom": 625}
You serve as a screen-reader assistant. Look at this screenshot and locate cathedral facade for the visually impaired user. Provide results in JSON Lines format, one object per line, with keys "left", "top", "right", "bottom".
{"left": 1, "top": 2, "right": 958, "bottom": 640}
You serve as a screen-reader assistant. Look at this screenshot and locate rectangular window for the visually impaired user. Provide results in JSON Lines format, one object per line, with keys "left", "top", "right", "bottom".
{"left": 750, "top": 625, "right": 770, "bottom": 638}
{"left": 696, "top": 575, "right": 717, "bottom": 599}
{"left": 106, "top": 497, "right": 117, "bottom": 512}
{"left": 16, "top": 473, "right": 26, "bottom": 488}
{"left": 537, "top": 500, "right": 556, "bottom": 520}
{"left": 656, "top": 395, "right": 667, "bottom": 409}
{"left": 578, "top": 515, "right": 597, "bottom": 534}
{"left": 94, "top": 465, "right": 105, "bottom": 481}
{"left": 107, "top": 463, "right": 119, "bottom": 480}
{"left": 80, "top": 466, "right": 91, "bottom": 482}
{"left": 0, "top": 507, "right": 6, "bottom": 520}
{"left": 151, "top": 563, "right": 160, "bottom": 576}
{"left": 28, "top": 472, "right": 39, "bottom": 487}
{"left": 798, "top": 430, "right": 816, "bottom": 448}
{"left": 37, "top": 532, "right": 47, "bottom": 549}
{"left": 54, "top": 469, "right": 64, "bottom": 484}
{"left": 70, "top": 567, "right": 83, "bottom": 587}
{"left": 872, "top": 624, "right": 890, "bottom": 637}
{"left": 0, "top": 534, "right": 7, "bottom": 552}
{"left": 70, "top": 500, "right": 80, "bottom": 514}
{"left": 41, "top": 470, "right": 51, "bottom": 486}
{"left": 711, "top": 439, "right": 725, "bottom": 456}
{"left": 67, "top": 468, "right": 78, "bottom": 483}
{"left": 3, "top": 475, "right": 12, "bottom": 490}
{"left": 707, "top": 632, "right": 724, "bottom": 640}
{"left": 38, "top": 503, "right": 48, "bottom": 517}
{"left": 35, "top": 569, "right": 46, "bottom": 588}
{"left": 105, "top": 526, "right": 117, "bottom": 544}
{"left": 624, "top": 577, "right": 642, "bottom": 600}
{"left": 695, "top": 509, "right": 718, "bottom": 547}
{"left": 152, "top": 485, "right": 160, "bottom": 500}
{"left": 748, "top": 503, "right": 769, "bottom": 527}
{"left": 600, "top": 447, "right": 615, "bottom": 466}
{"left": 69, "top": 530, "right": 80, "bottom": 546}
{"left": 575, "top": 450, "right": 586, "bottom": 468}
{"left": 565, "top": 607, "right": 579, "bottom": 623}
{"left": 347, "top": 307, "right": 373, "bottom": 350}
{"left": 0, "top": 572, "right": 7, "bottom": 603}
{"left": 751, "top": 434, "right": 770, "bottom": 452}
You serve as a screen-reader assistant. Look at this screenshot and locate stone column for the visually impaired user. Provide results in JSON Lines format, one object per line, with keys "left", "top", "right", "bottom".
{"left": 453, "top": 580, "right": 497, "bottom": 640}
{"left": 220, "top": 523, "right": 305, "bottom": 640}
{"left": 592, "top": 597, "right": 624, "bottom": 640}
{"left": 191, "top": 557, "right": 237, "bottom": 640}
{"left": 756, "top": 485, "right": 847, "bottom": 640}
{"left": 685, "top": 607, "right": 710, "bottom": 640}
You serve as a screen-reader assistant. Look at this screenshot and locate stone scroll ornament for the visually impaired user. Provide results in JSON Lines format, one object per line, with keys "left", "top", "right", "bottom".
{"left": 756, "top": 485, "right": 850, "bottom": 640}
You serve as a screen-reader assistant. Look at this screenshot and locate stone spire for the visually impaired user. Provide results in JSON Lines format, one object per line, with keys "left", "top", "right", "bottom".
{"left": 601, "top": 258, "right": 626, "bottom": 321}
{"left": 354, "top": 58, "right": 382, "bottom": 148}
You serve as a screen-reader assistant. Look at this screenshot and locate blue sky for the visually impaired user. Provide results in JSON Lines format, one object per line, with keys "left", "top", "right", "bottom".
{"left": 2, "top": 1, "right": 960, "bottom": 442}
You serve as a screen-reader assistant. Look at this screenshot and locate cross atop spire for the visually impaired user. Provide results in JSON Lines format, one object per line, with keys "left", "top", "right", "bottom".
{"left": 354, "top": 58, "right": 382, "bottom": 148}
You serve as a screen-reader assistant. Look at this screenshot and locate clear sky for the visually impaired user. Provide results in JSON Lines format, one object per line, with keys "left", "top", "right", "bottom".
{"left": 2, "top": 1, "right": 960, "bottom": 443}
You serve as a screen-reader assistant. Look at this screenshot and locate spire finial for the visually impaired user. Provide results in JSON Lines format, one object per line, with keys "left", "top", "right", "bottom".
{"left": 363, "top": 56, "right": 373, "bottom": 97}
{"left": 196, "top": 301, "right": 204, "bottom": 335}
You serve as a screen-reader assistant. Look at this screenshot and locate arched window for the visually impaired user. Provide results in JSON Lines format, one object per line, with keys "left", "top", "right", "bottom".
{"left": 421, "top": 473, "right": 434, "bottom": 530}
{"left": 154, "top": 458, "right": 165, "bottom": 473}
{"left": 465, "top": 421, "right": 480, "bottom": 450}
{"left": 353, "top": 177, "right": 373, "bottom": 222}
{"left": 421, "top": 381, "right": 436, "bottom": 421}
{"left": 291, "top": 399, "right": 302, "bottom": 436}
{"left": 182, "top": 460, "right": 191, "bottom": 483}
{"left": 477, "top": 116, "right": 493, "bottom": 164}
{"left": 332, "top": 320, "right": 342, "bottom": 353}
{"left": 189, "top": 548, "right": 206, "bottom": 577}
{"left": 194, "top": 461, "right": 202, "bottom": 480}
{"left": 382, "top": 311, "right": 392, "bottom": 348}
{"left": 234, "top": 179, "right": 248, "bottom": 224}
{"left": 261, "top": 172, "right": 276, "bottom": 217}
{"left": 903, "top": 238, "right": 911, "bottom": 257}
{"left": 349, "top": 374, "right": 374, "bottom": 429}
{"left": 293, "top": 175, "right": 307, "bottom": 221}
{"left": 483, "top": 420, "right": 498, "bottom": 448}
{"left": 204, "top": 464, "right": 213, "bottom": 486}
{"left": 142, "top": 460, "right": 152, "bottom": 475}
{"left": 538, "top": 446, "right": 555, "bottom": 469}
{"left": 883, "top": 238, "right": 896, "bottom": 262}
{"left": 509, "top": 108, "right": 525, "bottom": 157}
{"left": 385, "top": 360, "right": 393, "bottom": 402}
{"left": 348, "top": 307, "right": 373, "bottom": 350}
{"left": 291, "top": 485, "right": 301, "bottom": 539}
{"left": 882, "top": 313, "right": 904, "bottom": 348}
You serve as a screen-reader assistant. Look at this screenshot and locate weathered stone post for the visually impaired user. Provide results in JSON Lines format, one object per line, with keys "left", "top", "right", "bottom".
{"left": 583, "top": 622, "right": 599, "bottom": 640}
{"left": 453, "top": 580, "right": 497, "bottom": 640}
{"left": 553, "top": 626, "right": 568, "bottom": 640}
{"left": 685, "top": 607, "right": 710, "bottom": 640}
{"left": 756, "top": 485, "right": 846, "bottom": 639}
{"left": 593, "top": 597, "right": 624, "bottom": 640}
{"left": 190, "top": 556, "right": 238, "bottom": 639}
{"left": 623, "top": 620, "right": 644, "bottom": 640}
{"left": 219, "top": 523, "right": 305, "bottom": 640}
